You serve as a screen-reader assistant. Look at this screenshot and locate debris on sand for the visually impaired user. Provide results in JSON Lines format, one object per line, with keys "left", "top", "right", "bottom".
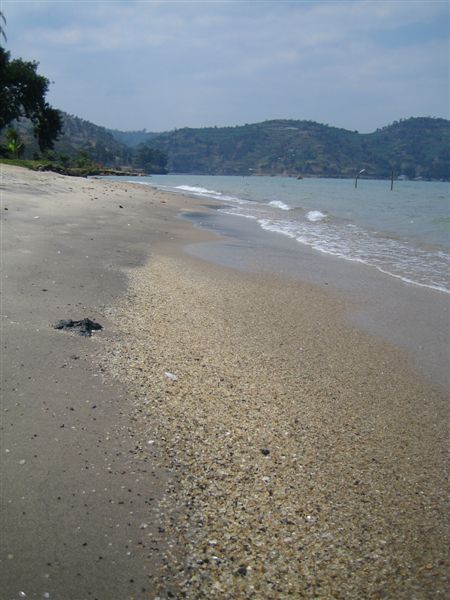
{"left": 53, "top": 318, "right": 103, "bottom": 337}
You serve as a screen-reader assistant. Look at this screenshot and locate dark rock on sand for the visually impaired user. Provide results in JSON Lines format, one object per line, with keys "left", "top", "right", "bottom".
{"left": 54, "top": 318, "right": 103, "bottom": 337}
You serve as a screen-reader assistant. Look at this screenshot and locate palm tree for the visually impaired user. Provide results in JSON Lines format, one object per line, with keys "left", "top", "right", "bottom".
{"left": 0, "top": 11, "right": 6, "bottom": 43}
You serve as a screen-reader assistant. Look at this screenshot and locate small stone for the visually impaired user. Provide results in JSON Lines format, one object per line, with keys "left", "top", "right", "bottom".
{"left": 164, "top": 371, "right": 178, "bottom": 381}
{"left": 19, "top": 459, "right": 26, "bottom": 465}
{"left": 236, "top": 566, "right": 247, "bottom": 576}
{"left": 260, "top": 448, "right": 270, "bottom": 456}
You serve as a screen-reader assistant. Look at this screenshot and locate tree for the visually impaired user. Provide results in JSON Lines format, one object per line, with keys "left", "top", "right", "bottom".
{"left": 0, "top": 47, "right": 62, "bottom": 150}
{"left": 134, "top": 143, "right": 168, "bottom": 173}
{"left": 5, "top": 128, "right": 24, "bottom": 158}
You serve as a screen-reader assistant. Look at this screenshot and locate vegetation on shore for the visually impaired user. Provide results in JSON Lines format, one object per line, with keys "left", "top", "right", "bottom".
{"left": 0, "top": 157, "right": 144, "bottom": 178}
{"left": 0, "top": 112, "right": 168, "bottom": 176}
{"left": 0, "top": 47, "right": 62, "bottom": 151}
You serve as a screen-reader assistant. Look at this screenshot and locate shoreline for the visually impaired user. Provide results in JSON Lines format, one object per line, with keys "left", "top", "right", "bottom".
{"left": 1, "top": 165, "right": 449, "bottom": 598}
{"left": 179, "top": 204, "right": 449, "bottom": 394}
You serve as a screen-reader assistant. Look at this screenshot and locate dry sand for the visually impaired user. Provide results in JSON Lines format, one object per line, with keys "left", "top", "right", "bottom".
{"left": 1, "top": 165, "right": 449, "bottom": 599}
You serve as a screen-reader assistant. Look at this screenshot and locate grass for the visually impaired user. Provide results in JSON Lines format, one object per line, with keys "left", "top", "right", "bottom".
{"left": 0, "top": 158, "right": 52, "bottom": 170}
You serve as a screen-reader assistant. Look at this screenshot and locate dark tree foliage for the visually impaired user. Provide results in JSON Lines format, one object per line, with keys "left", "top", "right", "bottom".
{"left": 134, "top": 143, "right": 168, "bottom": 173}
{"left": 0, "top": 47, "right": 62, "bottom": 150}
{"left": 33, "top": 103, "right": 63, "bottom": 151}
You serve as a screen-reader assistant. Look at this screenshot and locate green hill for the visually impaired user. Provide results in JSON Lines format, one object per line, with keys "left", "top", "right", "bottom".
{"left": 145, "top": 117, "right": 449, "bottom": 180}
{"left": 108, "top": 128, "right": 160, "bottom": 148}
{"left": 3, "top": 113, "right": 168, "bottom": 173}
{"left": 10, "top": 112, "right": 133, "bottom": 166}
{"left": 4, "top": 114, "right": 449, "bottom": 180}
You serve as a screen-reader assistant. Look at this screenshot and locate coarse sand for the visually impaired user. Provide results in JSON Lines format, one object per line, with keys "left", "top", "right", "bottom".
{"left": 100, "top": 253, "right": 449, "bottom": 599}
{"left": 1, "top": 165, "right": 448, "bottom": 599}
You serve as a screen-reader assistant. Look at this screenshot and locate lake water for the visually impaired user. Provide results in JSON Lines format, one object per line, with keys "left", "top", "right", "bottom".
{"left": 114, "top": 175, "right": 450, "bottom": 294}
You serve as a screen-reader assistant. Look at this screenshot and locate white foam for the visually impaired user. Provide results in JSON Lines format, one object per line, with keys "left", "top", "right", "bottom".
{"left": 172, "top": 185, "right": 250, "bottom": 204}
{"left": 258, "top": 219, "right": 297, "bottom": 239}
{"left": 269, "top": 200, "right": 290, "bottom": 210}
{"left": 176, "top": 185, "right": 219, "bottom": 194}
{"left": 219, "top": 207, "right": 258, "bottom": 220}
{"left": 306, "top": 210, "right": 326, "bottom": 222}
{"left": 255, "top": 216, "right": 450, "bottom": 294}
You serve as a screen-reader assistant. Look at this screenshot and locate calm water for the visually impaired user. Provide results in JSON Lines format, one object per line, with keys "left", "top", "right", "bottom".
{"left": 113, "top": 175, "right": 450, "bottom": 294}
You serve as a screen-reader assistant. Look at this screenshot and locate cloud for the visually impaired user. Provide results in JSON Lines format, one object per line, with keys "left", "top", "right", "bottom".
{"left": 2, "top": 0, "right": 448, "bottom": 132}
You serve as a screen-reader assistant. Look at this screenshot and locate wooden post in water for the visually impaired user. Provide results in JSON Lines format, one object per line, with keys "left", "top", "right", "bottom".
{"left": 391, "top": 169, "right": 394, "bottom": 191}
{"left": 355, "top": 168, "right": 365, "bottom": 188}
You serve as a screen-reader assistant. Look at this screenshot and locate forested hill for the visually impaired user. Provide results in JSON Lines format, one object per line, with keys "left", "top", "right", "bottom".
{"left": 10, "top": 113, "right": 167, "bottom": 173}
{"left": 145, "top": 117, "right": 449, "bottom": 180}
{"left": 8, "top": 114, "right": 449, "bottom": 179}
{"left": 108, "top": 128, "right": 160, "bottom": 147}
{"left": 14, "top": 112, "right": 133, "bottom": 165}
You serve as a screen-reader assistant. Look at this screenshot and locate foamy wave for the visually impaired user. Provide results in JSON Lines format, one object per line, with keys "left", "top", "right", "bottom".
{"left": 258, "top": 219, "right": 297, "bottom": 238}
{"left": 306, "top": 210, "right": 326, "bottom": 222}
{"left": 176, "top": 185, "right": 219, "bottom": 194}
{"left": 255, "top": 217, "right": 449, "bottom": 294}
{"left": 269, "top": 200, "right": 290, "bottom": 210}
{"left": 172, "top": 185, "right": 249, "bottom": 204}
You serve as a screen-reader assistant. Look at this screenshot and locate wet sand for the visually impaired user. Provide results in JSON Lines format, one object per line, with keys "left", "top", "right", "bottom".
{"left": 182, "top": 207, "right": 450, "bottom": 393}
{"left": 1, "top": 165, "right": 448, "bottom": 599}
{"left": 0, "top": 165, "right": 207, "bottom": 599}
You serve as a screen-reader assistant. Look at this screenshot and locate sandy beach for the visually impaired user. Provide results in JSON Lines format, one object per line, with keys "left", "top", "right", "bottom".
{"left": 1, "top": 165, "right": 448, "bottom": 599}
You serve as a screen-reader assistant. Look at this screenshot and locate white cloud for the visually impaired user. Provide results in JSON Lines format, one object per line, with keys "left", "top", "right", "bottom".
{"left": 2, "top": 0, "right": 448, "bottom": 131}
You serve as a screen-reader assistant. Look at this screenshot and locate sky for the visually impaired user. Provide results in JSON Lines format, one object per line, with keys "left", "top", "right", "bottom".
{"left": 2, "top": 0, "right": 449, "bottom": 133}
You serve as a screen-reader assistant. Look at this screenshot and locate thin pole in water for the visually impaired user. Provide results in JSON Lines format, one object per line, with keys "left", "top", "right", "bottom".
{"left": 391, "top": 169, "right": 394, "bottom": 191}
{"left": 355, "top": 168, "right": 365, "bottom": 188}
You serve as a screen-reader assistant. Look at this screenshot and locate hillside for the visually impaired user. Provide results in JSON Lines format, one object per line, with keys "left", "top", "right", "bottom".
{"left": 4, "top": 114, "right": 449, "bottom": 180}
{"left": 108, "top": 128, "right": 160, "bottom": 148}
{"left": 11, "top": 112, "right": 132, "bottom": 166}
{"left": 146, "top": 117, "right": 449, "bottom": 179}
{"left": 4, "top": 113, "right": 168, "bottom": 173}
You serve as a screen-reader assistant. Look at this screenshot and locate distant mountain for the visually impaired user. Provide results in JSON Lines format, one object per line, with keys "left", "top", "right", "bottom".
{"left": 7, "top": 114, "right": 449, "bottom": 180}
{"left": 146, "top": 117, "right": 450, "bottom": 180}
{"left": 108, "top": 128, "right": 160, "bottom": 147}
